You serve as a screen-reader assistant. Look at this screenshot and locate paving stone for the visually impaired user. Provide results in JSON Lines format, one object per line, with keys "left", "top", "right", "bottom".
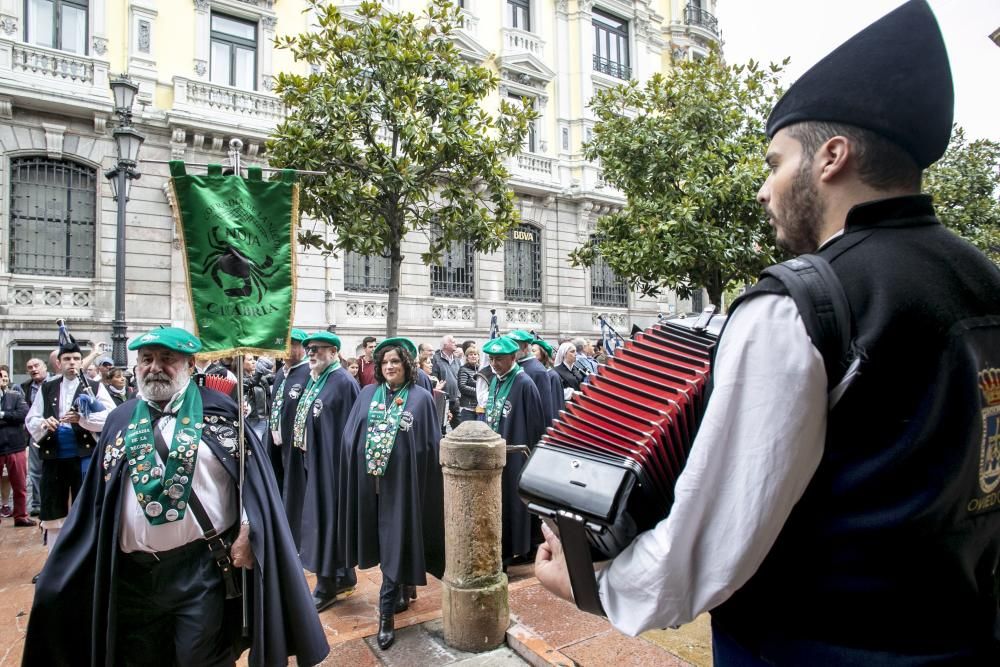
{"left": 316, "top": 638, "right": 379, "bottom": 667}
{"left": 508, "top": 581, "right": 610, "bottom": 650}
{"left": 450, "top": 647, "right": 529, "bottom": 666}
{"left": 365, "top": 623, "right": 459, "bottom": 667}
{"left": 560, "top": 629, "right": 691, "bottom": 667}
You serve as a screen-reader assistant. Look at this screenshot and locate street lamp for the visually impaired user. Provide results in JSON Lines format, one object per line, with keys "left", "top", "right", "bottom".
{"left": 105, "top": 74, "right": 144, "bottom": 368}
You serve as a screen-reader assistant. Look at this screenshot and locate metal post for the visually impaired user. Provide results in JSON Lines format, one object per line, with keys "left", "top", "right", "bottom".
{"left": 111, "top": 167, "right": 129, "bottom": 368}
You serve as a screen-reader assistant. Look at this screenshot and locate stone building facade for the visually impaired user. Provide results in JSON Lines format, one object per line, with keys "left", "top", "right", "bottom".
{"left": 0, "top": 0, "right": 719, "bottom": 375}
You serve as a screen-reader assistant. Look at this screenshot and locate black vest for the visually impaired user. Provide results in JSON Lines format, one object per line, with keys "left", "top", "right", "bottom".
{"left": 713, "top": 196, "right": 1000, "bottom": 662}
{"left": 37, "top": 377, "right": 101, "bottom": 460}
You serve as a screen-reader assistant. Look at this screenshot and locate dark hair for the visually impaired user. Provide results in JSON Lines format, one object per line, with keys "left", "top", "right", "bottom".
{"left": 363, "top": 336, "right": 377, "bottom": 346}
{"left": 373, "top": 344, "right": 416, "bottom": 386}
{"left": 535, "top": 345, "right": 552, "bottom": 368}
{"left": 786, "top": 121, "right": 921, "bottom": 192}
{"left": 106, "top": 368, "right": 124, "bottom": 381}
{"left": 461, "top": 340, "right": 477, "bottom": 353}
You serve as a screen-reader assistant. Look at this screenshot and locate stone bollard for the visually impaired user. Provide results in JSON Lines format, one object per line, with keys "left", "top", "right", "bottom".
{"left": 440, "top": 420, "right": 509, "bottom": 652}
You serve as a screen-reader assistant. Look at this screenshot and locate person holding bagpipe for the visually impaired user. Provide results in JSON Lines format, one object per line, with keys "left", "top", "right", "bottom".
{"left": 535, "top": 2, "right": 1000, "bottom": 664}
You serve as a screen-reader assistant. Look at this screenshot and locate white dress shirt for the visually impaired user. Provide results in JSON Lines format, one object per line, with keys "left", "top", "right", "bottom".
{"left": 118, "top": 380, "right": 239, "bottom": 553}
{"left": 597, "top": 294, "right": 828, "bottom": 635}
{"left": 25, "top": 375, "right": 114, "bottom": 443}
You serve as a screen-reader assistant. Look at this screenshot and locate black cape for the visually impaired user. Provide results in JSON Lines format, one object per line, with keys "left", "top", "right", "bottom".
{"left": 518, "top": 357, "right": 557, "bottom": 425}
{"left": 287, "top": 366, "right": 359, "bottom": 578}
{"left": 494, "top": 370, "right": 545, "bottom": 559}
{"left": 339, "top": 383, "right": 445, "bottom": 584}
{"left": 23, "top": 387, "right": 329, "bottom": 667}
{"left": 268, "top": 361, "right": 310, "bottom": 509}
{"left": 545, "top": 368, "right": 565, "bottom": 423}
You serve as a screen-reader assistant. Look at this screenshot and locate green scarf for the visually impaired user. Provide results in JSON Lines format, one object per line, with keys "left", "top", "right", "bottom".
{"left": 124, "top": 382, "right": 204, "bottom": 525}
{"left": 292, "top": 360, "right": 340, "bottom": 451}
{"left": 486, "top": 364, "right": 522, "bottom": 432}
{"left": 364, "top": 383, "right": 411, "bottom": 477}
{"left": 270, "top": 359, "right": 307, "bottom": 435}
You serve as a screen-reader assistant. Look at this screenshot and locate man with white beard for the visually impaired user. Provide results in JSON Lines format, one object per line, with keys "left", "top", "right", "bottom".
{"left": 24, "top": 326, "right": 329, "bottom": 667}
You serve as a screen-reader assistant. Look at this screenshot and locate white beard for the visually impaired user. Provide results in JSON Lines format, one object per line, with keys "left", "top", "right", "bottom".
{"left": 138, "top": 370, "right": 189, "bottom": 402}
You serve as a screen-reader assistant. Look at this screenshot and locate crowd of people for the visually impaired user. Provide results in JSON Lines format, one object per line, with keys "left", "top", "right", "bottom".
{"left": 14, "top": 321, "right": 605, "bottom": 663}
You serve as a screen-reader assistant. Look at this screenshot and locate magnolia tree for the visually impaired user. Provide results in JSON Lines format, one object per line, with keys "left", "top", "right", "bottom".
{"left": 572, "top": 51, "right": 786, "bottom": 309}
{"left": 268, "top": 0, "right": 535, "bottom": 334}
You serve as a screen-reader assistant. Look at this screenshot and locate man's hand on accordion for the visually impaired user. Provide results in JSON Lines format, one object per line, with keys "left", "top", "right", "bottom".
{"left": 535, "top": 522, "right": 575, "bottom": 604}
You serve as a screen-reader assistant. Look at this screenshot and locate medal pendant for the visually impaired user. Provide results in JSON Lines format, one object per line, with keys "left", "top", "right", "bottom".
{"left": 165, "top": 508, "right": 179, "bottom": 521}
{"left": 145, "top": 501, "right": 163, "bottom": 518}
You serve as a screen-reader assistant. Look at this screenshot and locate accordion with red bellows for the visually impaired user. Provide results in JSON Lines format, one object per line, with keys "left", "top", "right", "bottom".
{"left": 199, "top": 372, "right": 237, "bottom": 398}
{"left": 518, "top": 310, "right": 722, "bottom": 615}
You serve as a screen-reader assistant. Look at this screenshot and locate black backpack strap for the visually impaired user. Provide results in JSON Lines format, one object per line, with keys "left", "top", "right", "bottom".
{"left": 760, "top": 254, "right": 852, "bottom": 392}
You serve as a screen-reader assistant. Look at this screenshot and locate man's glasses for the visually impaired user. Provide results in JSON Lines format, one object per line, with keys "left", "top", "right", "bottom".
{"left": 306, "top": 345, "right": 334, "bottom": 354}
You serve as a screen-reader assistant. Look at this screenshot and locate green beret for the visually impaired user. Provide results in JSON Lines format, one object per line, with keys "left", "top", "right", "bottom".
{"left": 482, "top": 336, "right": 519, "bottom": 356}
{"left": 290, "top": 328, "right": 309, "bottom": 343}
{"left": 507, "top": 329, "right": 534, "bottom": 343}
{"left": 375, "top": 337, "right": 416, "bottom": 359}
{"left": 302, "top": 331, "right": 342, "bottom": 349}
{"left": 128, "top": 327, "right": 203, "bottom": 354}
{"left": 533, "top": 338, "right": 554, "bottom": 357}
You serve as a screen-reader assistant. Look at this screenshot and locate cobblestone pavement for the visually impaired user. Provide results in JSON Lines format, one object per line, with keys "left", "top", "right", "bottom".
{"left": 0, "top": 521, "right": 710, "bottom": 666}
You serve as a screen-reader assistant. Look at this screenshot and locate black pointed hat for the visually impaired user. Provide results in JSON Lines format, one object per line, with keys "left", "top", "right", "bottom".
{"left": 766, "top": 0, "right": 953, "bottom": 169}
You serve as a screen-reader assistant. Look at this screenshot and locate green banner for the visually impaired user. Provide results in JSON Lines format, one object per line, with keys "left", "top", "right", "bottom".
{"left": 169, "top": 161, "right": 298, "bottom": 359}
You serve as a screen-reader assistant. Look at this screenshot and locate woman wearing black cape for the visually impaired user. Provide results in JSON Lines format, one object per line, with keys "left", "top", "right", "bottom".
{"left": 339, "top": 337, "right": 445, "bottom": 650}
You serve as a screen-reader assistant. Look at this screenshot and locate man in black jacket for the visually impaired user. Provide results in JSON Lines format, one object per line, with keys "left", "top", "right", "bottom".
{"left": 0, "top": 369, "right": 32, "bottom": 526}
{"left": 20, "top": 357, "right": 50, "bottom": 516}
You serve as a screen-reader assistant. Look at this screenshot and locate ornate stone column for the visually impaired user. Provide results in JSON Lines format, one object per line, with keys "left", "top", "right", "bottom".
{"left": 439, "top": 421, "right": 509, "bottom": 652}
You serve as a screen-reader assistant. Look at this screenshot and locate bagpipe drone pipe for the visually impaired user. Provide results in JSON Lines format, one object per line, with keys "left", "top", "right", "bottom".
{"left": 518, "top": 308, "right": 723, "bottom": 615}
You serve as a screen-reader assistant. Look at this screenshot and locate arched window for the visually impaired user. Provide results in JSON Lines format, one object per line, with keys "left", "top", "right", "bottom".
{"left": 9, "top": 157, "right": 96, "bottom": 277}
{"left": 430, "top": 227, "right": 474, "bottom": 298}
{"left": 590, "top": 241, "right": 628, "bottom": 307}
{"left": 343, "top": 250, "right": 390, "bottom": 293}
{"left": 504, "top": 223, "right": 541, "bottom": 302}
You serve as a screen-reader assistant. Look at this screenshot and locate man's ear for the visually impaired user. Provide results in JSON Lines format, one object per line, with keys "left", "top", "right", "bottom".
{"left": 817, "top": 135, "right": 851, "bottom": 182}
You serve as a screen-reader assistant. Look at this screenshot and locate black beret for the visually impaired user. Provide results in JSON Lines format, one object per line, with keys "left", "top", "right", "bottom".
{"left": 766, "top": 0, "right": 953, "bottom": 169}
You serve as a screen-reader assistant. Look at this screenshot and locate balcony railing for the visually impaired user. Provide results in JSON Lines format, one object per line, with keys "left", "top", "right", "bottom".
{"left": 684, "top": 4, "right": 719, "bottom": 36}
{"left": 174, "top": 77, "right": 284, "bottom": 125}
{"left": 593, "top": 55, "right": 631, "bottom": 80}
{"left": 12, "top": 42, "right": 94, "bottom": 84}
{"left": 502, "top": 28, "right": 544, "bottom": 58}
{"left": 516, "top": 152, "right": 554, "bottom": 177}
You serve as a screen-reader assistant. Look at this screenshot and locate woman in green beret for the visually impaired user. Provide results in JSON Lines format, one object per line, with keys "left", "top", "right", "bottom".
{"left": 339, "top": 338, "right": 445, "bottom": 651}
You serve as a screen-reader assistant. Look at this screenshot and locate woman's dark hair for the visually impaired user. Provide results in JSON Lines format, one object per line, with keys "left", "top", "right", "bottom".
{"left": 106, "top": 368, "right": 125, "bottom": 381}
{"left": 535, "top": 345, "right": 553, "bottom": 369}
{"left": 461, "top": 340, "right": 477, "bottom": 353}
{"left": 374, "top": 344, "right": 416, "bottom": 386}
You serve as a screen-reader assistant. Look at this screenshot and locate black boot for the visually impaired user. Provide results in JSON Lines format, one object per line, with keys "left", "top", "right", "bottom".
{"left": 377, "top": 613, "right": 395, "bottom": 650}
{"left": 394, "top": 586, "right": 410, "bottom": 613}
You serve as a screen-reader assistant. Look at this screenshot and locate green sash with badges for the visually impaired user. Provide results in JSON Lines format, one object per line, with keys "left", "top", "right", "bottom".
{"left": 485, "top": 365, "right": 522, "bottom": 432}
{"left": 364, "top": 383, "right": 410, "bottom": 477}
{"left": 292, "top": 361, "right": 340, "bottom": 451}
{"left": 124, "top": 382, "right": 204, "bottom": 525}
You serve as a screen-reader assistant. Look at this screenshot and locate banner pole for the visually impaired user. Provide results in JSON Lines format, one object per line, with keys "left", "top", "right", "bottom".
{"left": 230, "top": 138, "right": 250, "bottom": 638}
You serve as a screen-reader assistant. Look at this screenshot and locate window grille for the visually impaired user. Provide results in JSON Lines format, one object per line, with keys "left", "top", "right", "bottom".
{"left": 210, "top": 12, "right": 257, "bottom": 90}
{"left": 26, "top": 0, "right": 88, "bottom": 54}
{"left": 504, "top": 223, "right": 541, "bottom": 302}
{"left": 9, "top": 157, "right": 96, "bottom": 278}
{"left": 592, "top": 9, "right": 631, "bottom": 80}
{"left": 591, "top": 249, "right": 628, "bottom": 308}
{"left": 343, "top": 251, "right": 391, "bottom": 293}
{"left": 430, "top": 229, "right": 474, "bottom": 298}
{"left": 507, "top": 0, "right": 530, "bottom": 31}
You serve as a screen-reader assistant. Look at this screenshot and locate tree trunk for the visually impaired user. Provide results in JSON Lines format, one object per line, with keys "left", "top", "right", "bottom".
{"left": 387, "top": 237, "right": 402, "bottom": 337}
{"left": 706, "top": 268, "right": 723, "bottom": 314}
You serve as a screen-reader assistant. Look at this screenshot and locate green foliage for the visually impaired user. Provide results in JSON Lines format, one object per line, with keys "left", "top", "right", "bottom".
{"left": 924, "top": 126, "right": 1000, "bottom": 265}
{"left": 572, "top": 50, "right": 786, "bottom": 309}
{"left": 267, "top": 0, "right": 535, "bottom": 333}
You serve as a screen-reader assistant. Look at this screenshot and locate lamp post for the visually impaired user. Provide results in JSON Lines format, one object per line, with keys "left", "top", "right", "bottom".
{"left": 105, "top": 74, "right": 144, "bottom": 368}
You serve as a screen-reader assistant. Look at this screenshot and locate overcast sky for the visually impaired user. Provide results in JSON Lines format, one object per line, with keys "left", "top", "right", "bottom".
{"left": 716, "top": 0, "right": 1000, "bottom": 141}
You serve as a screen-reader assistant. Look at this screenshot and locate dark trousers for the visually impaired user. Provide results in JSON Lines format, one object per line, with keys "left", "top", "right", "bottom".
{"left": 116, "top": 543, "right": 232, "bottom": 667}
{"left": 27, "top": 445, "right": 41, "bottom": 512}
{"left": 39, "top": 457, "right": 83, "bottom": 521}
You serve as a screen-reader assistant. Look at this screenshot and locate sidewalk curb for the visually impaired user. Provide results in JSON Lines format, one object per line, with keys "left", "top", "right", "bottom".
{"left": 506, "top": 622, "right": 575, "bottom": 667}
